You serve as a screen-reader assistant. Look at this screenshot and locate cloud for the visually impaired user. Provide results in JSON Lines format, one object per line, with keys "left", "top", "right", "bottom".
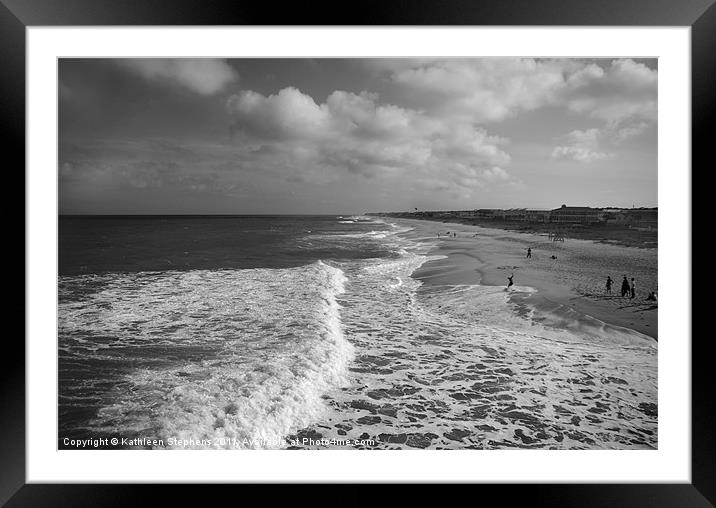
{"left": 120, "top": 59, "right": 238, "bottom": 95}
{"left": 551, "top": 128, "right": 614, "bottom": 163}
{"left": 381, "top": 58, "right": 569, "bottom": 122}
{"left": 481, "top": 166, "right": 510, "bottom": 182}
{"left": 373, "top": 58, "right": 657, "bottom": 142}
{"left": 565, "top": 59, "right": 657, "bottom": 129}
{"left": 61, "top": 58, "right": 656, "bottom": 212}
{"left": 227, "top": 87, "right": 330, "bottom": 139}
{"left": 613, "top": 121, "right": 651, "bottom": 143}
{"left": 226, "top": 86, "right": 514, "bottom": 190}
{"left": 548, "top": 59, "right": 657, "bottom": 161}
{"left": 58, "top": 139, "right": 257, "bottom": 198}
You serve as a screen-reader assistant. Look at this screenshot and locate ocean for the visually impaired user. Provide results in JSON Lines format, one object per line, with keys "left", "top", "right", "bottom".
{"left": 58, "top": 215, "right": 657, "bottom": 450}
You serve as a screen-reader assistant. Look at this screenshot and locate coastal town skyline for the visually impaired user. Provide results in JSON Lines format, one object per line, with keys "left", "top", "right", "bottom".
{"left": 375, "top": 203, "right": 658, "bottom": 212}
{"left": 59, "top": 58, "right": 657, "bottom": 215}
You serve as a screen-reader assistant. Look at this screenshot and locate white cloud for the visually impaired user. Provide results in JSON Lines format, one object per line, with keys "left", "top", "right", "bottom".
{"left": 120, "top": 59, "right": 238, "bottom": 95}
{"left": 227, "top": 87, "right": 330, "bottom": 139}
{"left": 374, "top": 58, "right": 657, "bottom": 143}
{"left": 384, "top": 58, "right": 569, "bottom": 122}
{"left": 226, "top": 86, "right": 514, "bottom": 190}
{"left": 481, "top": 166, "right": 510, "bottom": 182}
{"left": 549, "top": 59, "right": 657, "bottom": 160}
{"left": 564, "top": 59, "right": 657, "bottom": 133}
{"left": 614, "top": 121, "right": 651, "bottom": 143}
{"left": 551, "top": 128, "right": 614, "bottom": 163}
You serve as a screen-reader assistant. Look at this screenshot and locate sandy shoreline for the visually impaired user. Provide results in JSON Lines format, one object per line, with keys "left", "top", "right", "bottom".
{"left": 377, "top": 213, "right": 658, "bottom": 249}
{"left": 394, "top": 217, "right": 658, "bottom": 340}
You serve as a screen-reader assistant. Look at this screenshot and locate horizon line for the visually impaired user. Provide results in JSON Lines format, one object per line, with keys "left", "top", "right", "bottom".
{"left": 58, "top": 205, "right": 658, "bottom": 217}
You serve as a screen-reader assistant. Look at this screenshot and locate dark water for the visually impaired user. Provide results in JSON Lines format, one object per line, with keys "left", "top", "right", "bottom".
{"left": 58, "top": 215, "right": 395, "bottom": 447}
{"left": 59, "top": 215, "right": 393, "bottom": 275}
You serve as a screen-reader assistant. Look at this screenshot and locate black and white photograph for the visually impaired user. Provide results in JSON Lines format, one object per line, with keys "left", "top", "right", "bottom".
{"left": 57, "top": 57, "right": 659, "bottom": 451}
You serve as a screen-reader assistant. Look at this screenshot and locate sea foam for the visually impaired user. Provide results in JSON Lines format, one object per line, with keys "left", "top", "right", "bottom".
{"left": 59, "top": 261, "right": 352, "bottom": 448}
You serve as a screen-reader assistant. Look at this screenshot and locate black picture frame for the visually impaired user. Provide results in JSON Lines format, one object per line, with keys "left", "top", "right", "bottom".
{"left": 4, "top": 0, "right": 710, "bottom": 504}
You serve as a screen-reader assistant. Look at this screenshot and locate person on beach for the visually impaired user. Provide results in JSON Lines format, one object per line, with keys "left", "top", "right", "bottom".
{"left": 527, "top": 247, "right": 532, "bottom": 258}
{"left": 630, "top": 278, "right": 636, "bottom": 299}
{"left": 621, "top": 276, "right": 630, "bottom": 297}
{"left": 507, "top": 273, "right": 514, "bottom": 289}
{"left": 605, "top": 276, "right": 613, "bottom": 294}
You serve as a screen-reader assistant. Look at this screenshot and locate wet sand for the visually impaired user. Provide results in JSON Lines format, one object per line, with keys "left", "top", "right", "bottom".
{"left": 397, "top": 218, "right": 658, "bottom": 340}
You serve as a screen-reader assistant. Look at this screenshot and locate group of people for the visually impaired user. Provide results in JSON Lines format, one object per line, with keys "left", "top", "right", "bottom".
{"left": 605, "top": 275, "right": 655, "bottom": 301}
{"left": 605, "top": 275, "right": 635, "bottom": 298}
{"left": 513, "top": 248, "right": 655, "bottom": 302}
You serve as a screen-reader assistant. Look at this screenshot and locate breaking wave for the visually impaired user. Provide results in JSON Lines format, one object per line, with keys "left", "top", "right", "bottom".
{"left": 59, "top": 261, "right": 352, "bottom": 448}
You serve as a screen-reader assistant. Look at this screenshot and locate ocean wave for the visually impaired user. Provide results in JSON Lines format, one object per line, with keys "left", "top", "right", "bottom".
{"left": 319, "top": 230, "right": 390, "bottom": 240}
{"left": 59, "top": 261, "right": 353, "bottom": 448}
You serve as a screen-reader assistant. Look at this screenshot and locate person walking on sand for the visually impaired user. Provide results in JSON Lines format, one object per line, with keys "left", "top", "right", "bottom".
{"left": 621, "top": 276, "right": 630, "bottom": 297}
{"left": 507, "top": 273, "right": 514, "bottom": 289}
{"left": 605, "top": 276, "right": 613, "bottom": 294}
{"left": 630, "top": 278, "right": 636, "bottom": 299}
{"left": 527, "top": 247, "right": 532, "bottom": 258}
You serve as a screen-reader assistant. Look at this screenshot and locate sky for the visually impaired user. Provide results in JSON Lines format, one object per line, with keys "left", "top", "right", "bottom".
{"left": 59, "top": 58, "right": 657, "bottom": 215}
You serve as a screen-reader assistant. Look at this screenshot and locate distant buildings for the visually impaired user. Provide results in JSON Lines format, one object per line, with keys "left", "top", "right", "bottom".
{"left": 502, "top": 208, "right": 527, "bottom": 221}
{"left": 476, "top": 209, "right": 500, "bottom": 220}
{"left": 379, "top": 205, "right": 657, "bottom": 227}
{"left": 549, "top": 205, "right": 604, "bottom": 224}
{"left": 525, "top": 209, "right": 551, "bottom": 222}
{"left": 607, "top": 208, "right": 658, "bottom": 230}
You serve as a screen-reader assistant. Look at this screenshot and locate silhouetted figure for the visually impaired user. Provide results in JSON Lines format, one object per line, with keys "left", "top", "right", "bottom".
{"left": 527, "top": 247, "right": 532, "bottom": 258}
{"left": 621, "top": 276, "right": 630, "bottom": 297}
{"left": 507, "top": 273, "right": 514, "bottom": 289}
{"left": 630, "top": 278, "right": 636, "bottom": 299}
{"left": 605, "top": 276, "right": 613, "bottom": 294}
{"left": 550, "top": 255, "right": 557, "bottom": 260}
{"left": 646, "top": 291, "right": 657, "bottom": 302}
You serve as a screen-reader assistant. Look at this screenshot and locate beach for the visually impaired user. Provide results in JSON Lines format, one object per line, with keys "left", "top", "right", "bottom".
{"left": 59, "top": 215, "right": 657, "bottom": 450}
{"left": 292, "top": 217, "right": 658, "bottom": 449}
{"left": 399, "top": 218, "right": 658, "bottom": 340}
